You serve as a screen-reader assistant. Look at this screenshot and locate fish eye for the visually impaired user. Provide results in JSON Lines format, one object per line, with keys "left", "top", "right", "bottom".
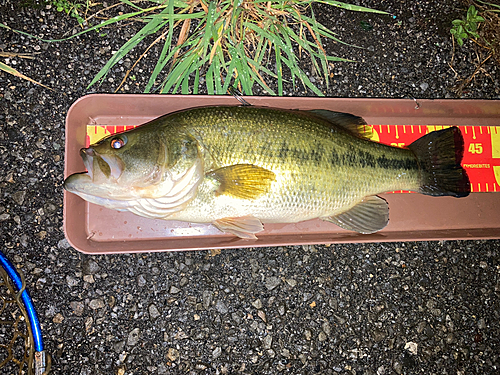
{"left": 111, "top": 136, "right": 127, "bottom": 149}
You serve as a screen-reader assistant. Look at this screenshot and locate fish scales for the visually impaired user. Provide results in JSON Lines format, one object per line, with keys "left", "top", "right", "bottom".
{"left": 164, "top": 106, "right": 420, "bottom": 223}
{"left": 64, "top": 105, "right": 469, "bottom": 238}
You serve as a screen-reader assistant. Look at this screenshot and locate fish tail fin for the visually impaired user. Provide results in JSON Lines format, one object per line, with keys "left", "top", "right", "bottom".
{"left": 408, "top": 127, "right": 470, "bottom": 197}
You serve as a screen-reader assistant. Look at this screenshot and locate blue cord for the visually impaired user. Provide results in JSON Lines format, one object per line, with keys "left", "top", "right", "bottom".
{"left": 0, "top": 250, "right": 44, "bottom": 353}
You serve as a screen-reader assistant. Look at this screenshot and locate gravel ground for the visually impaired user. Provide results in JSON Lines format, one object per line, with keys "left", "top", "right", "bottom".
{"left": 1, "top": 0, "right": 499, "bottom": 374}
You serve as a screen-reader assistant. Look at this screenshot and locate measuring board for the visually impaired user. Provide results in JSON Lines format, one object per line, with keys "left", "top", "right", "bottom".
{"left": 86, "top": 124, "right": 500, "bottom": 193}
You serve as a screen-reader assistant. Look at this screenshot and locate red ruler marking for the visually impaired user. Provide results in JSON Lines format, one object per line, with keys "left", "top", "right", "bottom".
{"left": 86, "top": 124, "right": 500, "bottom": 193}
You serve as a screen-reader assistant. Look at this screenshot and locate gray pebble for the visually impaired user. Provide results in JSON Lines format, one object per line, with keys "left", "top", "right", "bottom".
{"left": 57, "top": 238, "right": 71, "bottom": 250}
{"left": 420, "top": 82, "right": 429, "bottom": 91}
{"left": 170, "top": 285, "right": 180, "bottom": 294}
{"left": 127, "top": 328, "right": 140, "bottom": 346}
{"left": 252, "top": 299, "right": 263, "bottom": 309}
{"left": 137, "top": 274, "right": 147, "bottom": 287}
{"left": 12, "top": 191, "right": 26, "bottom": 205}
{"left": 372, "top": 328, "right": 386, "bottom": 342}
{"left": 66, "top": 275, "right": 79, "bottom": 287}
{"left": 329, "top": 298, "right": 338, "bottom": 310}
{"left": 157, "top": 364, "right": 167, "bottom": 374}
{"left": 212, "top": 346, "right": 222, "bottom": 359}
{"left": 281, "top": 348, "right": 290, "bottom": 358}
{"left": 114, "top": 340, "right": 125, "bottom": 353}
{"left": 304, "top": 329, "right": 312, "bottom": 340}
{"left": 70, "top": 301, "right": 84, "bottom": 316}
{"left": 393, "top": 361, "right": 403, "bottom": 374}
{"left": 149, "top": 304, "right": 161, "bottom": 319}
{"left": 179, "top": 276, "right": 188, "bottom": 287}
{"left": 195, "top": 363, "right": 208, "bottom": 370}
{"left": 82, "top": 259, "right": 100, "bottom": 275}
{"left": 299, "top": 353, "right": 307, "bottom": 364}
{"left": 36, "top": 278, "right": 46, "bottom": 290}
{"left": 265, "top": 276, "right": 281, "bottom": 291}
{"left": 478, "top": 318, "right": 486, "bottom": 330}
{"left": 89, "top": 299, "right": 105, "bottom": 310}
{"left": 216, "top": 300, "right": 228, "bottom": 314}
{"left": 231, "top": 312, "right": 243, "bottom": 324}
{"left": 278, "top": 303, "right": 286, "bottom": 316}
{"left": 303, "top": 292, "right": 313, "bottom": 302}
{"left": 20, "top": 234, "right": 29, "bottom": 247}
{"left": 262, "top": 335, "right": 272, "bottom": 349}
{"left": 322, "top": 321, "right": 331, "bottom": 336}
{"left": 202, "top": 290, "right": 213, "bottom": 309}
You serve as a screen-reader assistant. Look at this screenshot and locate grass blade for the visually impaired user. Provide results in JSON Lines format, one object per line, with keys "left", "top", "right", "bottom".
{"left": 275, "top": 44, "right": 283, "bottom": 96}
{"left": 0, "top": 61, "right": 53, "bottom": 91}
{"left": 161, "top": 52, "right": 198, "bottom": 93}
{"left": 145, "top": 0, "right": 177, "bottom": 93}
{"left": 213, "top": 55, "right": 223, "bottom": 94}
{"left": 222, "top": 58, "right": 237, "bottom": 93}
{"left": 193, "top": 67, "right": 201, "bottom": 94}
{"left": 315, "top": 0, "right": 388, "bottom": 14}
{"left": 206, "top": 62, "right": 215, "bottom": 95}
{"left": 232, "top": 45, "right": 253, "bottom": 95}
{"left": 88, "top": 7, "right": 172, "bottom": 88}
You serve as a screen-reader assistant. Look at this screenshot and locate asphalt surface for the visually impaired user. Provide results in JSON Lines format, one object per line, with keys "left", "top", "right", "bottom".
{"left": 1, "top": 0, "right": 499, "bottom": 374}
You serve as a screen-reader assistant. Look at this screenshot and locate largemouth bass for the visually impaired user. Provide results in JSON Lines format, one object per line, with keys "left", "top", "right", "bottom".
{"left": 64, "top": 106, "right": 470, "bottom": 238}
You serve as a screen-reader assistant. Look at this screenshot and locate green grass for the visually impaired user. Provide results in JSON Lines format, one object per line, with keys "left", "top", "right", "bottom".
{"left": 3, "top": 1, "right": 389, "bottom": 96}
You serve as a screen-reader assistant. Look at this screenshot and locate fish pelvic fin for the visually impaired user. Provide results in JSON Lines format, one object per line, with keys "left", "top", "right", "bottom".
{"left": 408, "top": 127, "right": 470, "bottom": 197}
{"left": 307, "top": 110, "right": 374, "bottom": 140}
{"left": 322, "top": 196, "right": 389, "bottom": 234}
{"left": 213, "top": 216, "right": 264, "bottom": 239}
{"left": 207, "top": 164, "right": 276, "bottom": 200}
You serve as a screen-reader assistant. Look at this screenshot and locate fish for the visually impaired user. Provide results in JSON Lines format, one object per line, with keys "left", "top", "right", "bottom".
{"left": 63, "top": 105, "right": 470, "bottom": 239}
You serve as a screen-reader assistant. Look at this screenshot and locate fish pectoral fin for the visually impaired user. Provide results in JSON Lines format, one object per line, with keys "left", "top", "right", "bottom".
{"left": 322, "top": 196, "right": 389, "bottom": 234}
{"left": 213, "top": 216, "right": 264, "bottom": 239}
{"left": 208, "top": 164, "right": 275, "bottom": 199}
{"left": 308, "top": 109, "right": 374, "bottom": 140}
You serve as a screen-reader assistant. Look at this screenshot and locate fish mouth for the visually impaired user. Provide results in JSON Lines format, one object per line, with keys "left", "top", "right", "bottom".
{"left": 63, "top": 172, "right": 92, "bottom": 193}
{"left": 79, "top": 147, "right": 124, "bottom": 181}
{"left": 63, "top": 172, "right": 128, "bottom": 207}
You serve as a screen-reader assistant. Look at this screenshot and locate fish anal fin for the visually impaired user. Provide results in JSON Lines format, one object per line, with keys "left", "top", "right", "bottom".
{"left": 322, "top": 196, "right": 389, "bottom": 234}
{"left": 208, "top": 164, "right": 276, "bottom": 199}
{"left": 308, "top": 109, "right": 374, "bottom": 140}
{"left": 213, "top": 215, "right": 264, "bottom": 239}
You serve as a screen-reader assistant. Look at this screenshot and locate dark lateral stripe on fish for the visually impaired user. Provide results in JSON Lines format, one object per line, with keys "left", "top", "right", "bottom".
{"left": 275, "top": 139, "right": 418, "bottom": 171}
{"left": 329, "top": 149, "right": 418, "bottom": 171}
{"left": 273, "top": 141, "right": 325, "bottom": 162}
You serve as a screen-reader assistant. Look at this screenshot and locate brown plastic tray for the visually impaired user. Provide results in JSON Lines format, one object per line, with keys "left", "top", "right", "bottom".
{"left": 64, "top": 95, "right": 500, "bottom": 253}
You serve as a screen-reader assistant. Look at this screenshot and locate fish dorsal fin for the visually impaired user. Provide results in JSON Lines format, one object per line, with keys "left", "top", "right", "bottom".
{"left": 308, "top": 109, "right": 374, "bottom": 140}
{"left": 322, "top": 195, "right": 389, "bottom": 234}
{"left": 213, "top": 215, "right": 264, "bottom": 239}
{"left": 208, "top": 164, "right": 276, "bottom": 200}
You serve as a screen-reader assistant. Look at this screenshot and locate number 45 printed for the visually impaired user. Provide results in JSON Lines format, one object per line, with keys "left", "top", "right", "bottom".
{"left": 469, "top": 143, "right": 483, "bottom": 154}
